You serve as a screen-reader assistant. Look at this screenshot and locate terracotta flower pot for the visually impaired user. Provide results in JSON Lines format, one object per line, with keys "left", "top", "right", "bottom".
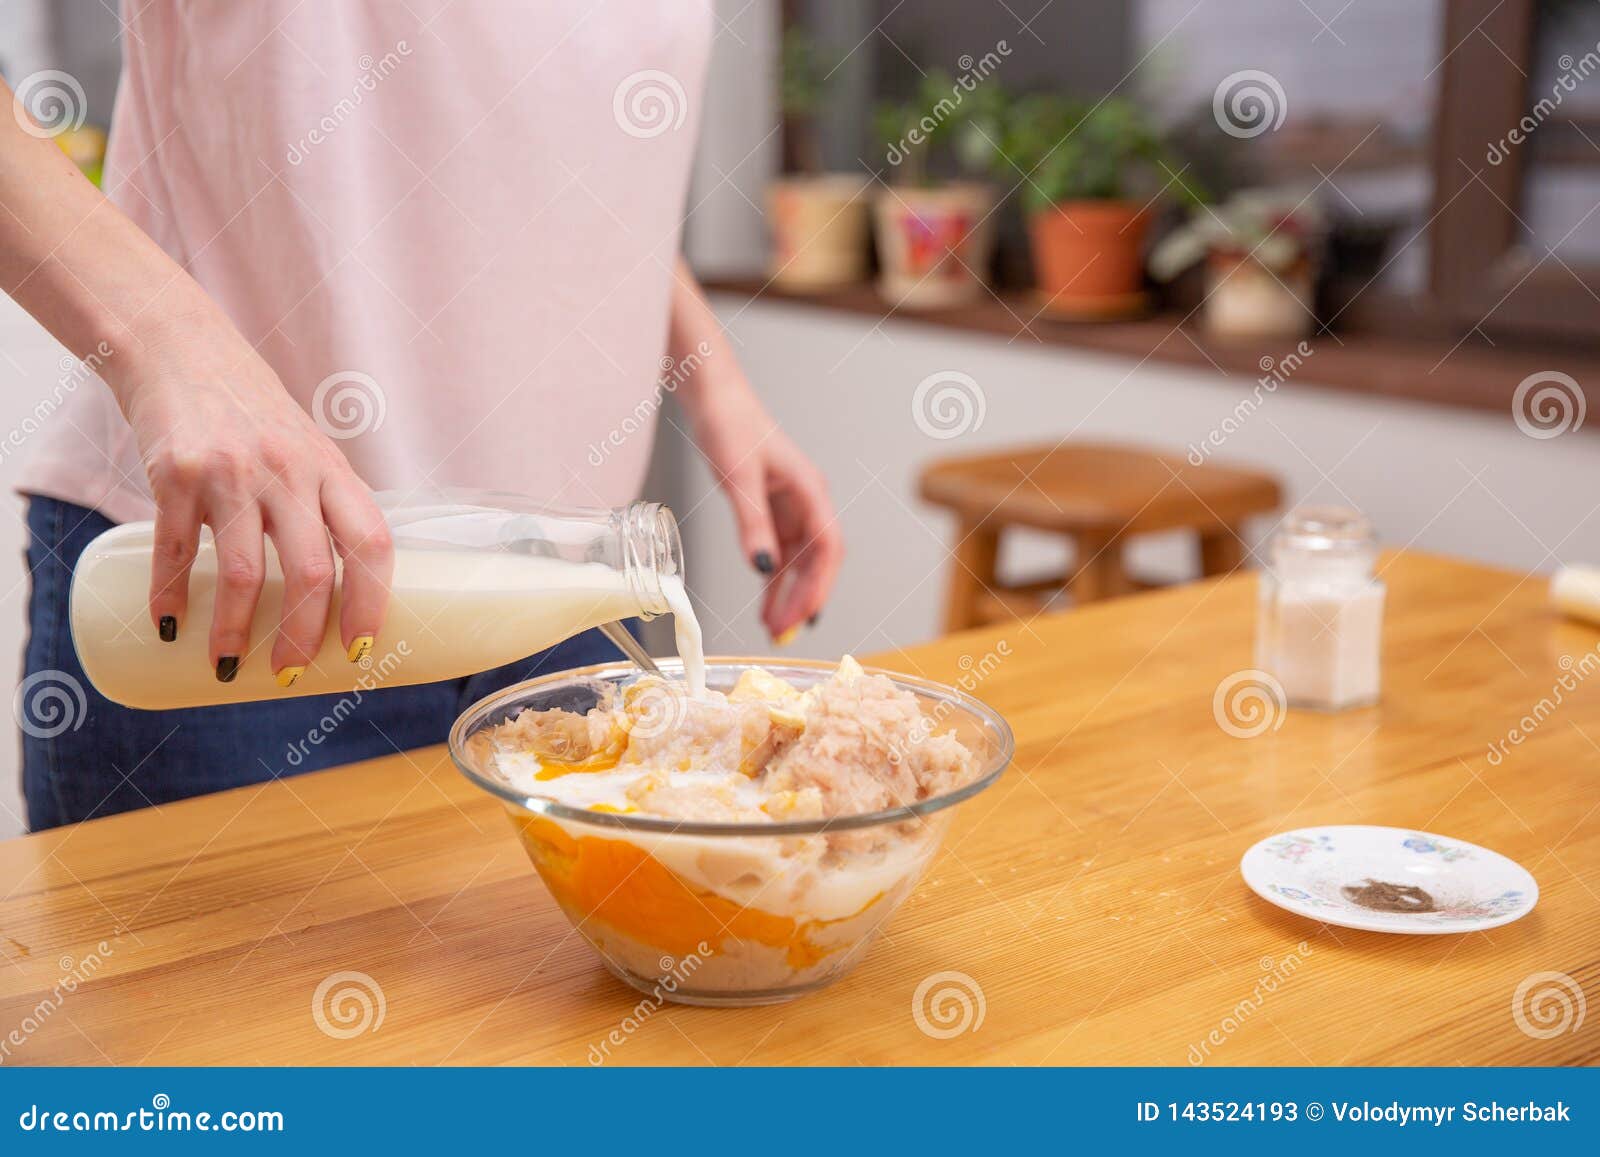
{"left": 766, "top": 174, "right": 872, "bottom": 291}
{"left": 872, "top": 182, "right": 995, "bottom": 308}
{"left": 1028, "top": 200, "right": 1150, "bottom": 319}
{"left": 1203, "top": 253, "right": 1315, "bottom": 341}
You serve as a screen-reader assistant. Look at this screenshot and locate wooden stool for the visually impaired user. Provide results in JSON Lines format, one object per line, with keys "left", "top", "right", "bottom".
{"left": 918, "top": 442, "right": 1282, "bottom": 632}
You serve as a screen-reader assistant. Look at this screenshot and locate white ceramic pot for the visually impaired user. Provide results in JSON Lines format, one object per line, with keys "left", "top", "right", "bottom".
{"left": 1204, "top": 256, "right": 1315, "bottom": 341}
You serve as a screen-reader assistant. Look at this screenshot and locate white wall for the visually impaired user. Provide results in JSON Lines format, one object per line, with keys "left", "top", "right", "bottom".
{"left": 653, "top": 294, "right": 1600, "bottom": 666}
{"left": 682, "top": 0, "right": 776, "bottom": 276}
{"left": 0, "top": 0, "right": 56, "bottom": 83}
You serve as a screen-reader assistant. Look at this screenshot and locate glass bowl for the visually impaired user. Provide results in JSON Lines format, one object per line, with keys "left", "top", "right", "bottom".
{"left": 448, "top": 657, "right": 1013, "bottom": 1006}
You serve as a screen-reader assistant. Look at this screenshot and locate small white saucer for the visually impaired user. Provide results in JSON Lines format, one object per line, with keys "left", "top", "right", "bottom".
{"left": 1240, "top": 825, "right": 1538, "bottom": 934}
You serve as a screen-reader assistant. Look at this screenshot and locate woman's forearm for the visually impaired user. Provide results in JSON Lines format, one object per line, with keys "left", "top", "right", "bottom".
{"left": 0, "top": 79, "right": 216, "bottom": 399}
{"left": 665, "top": 257, "right": 748, "bottom": 416}
{"left": 663, "top": 257, "right": 843, "bottom": 635}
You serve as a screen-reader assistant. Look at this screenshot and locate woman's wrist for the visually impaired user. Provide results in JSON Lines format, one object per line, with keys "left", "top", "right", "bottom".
{"left": 98, "top": 296, "right": 240, "bottom": 408}
{"left": 678, "top": 366, "right": 777, "bottom": 445}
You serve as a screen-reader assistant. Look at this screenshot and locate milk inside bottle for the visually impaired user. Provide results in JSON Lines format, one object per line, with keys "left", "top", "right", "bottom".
{"left": 68, "top": 495, "right": 703, "bottom": 710}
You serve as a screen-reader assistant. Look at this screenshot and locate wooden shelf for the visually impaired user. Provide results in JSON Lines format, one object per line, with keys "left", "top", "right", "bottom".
{"left": 702, "top": 276, "right": 1600, "bottom": 426}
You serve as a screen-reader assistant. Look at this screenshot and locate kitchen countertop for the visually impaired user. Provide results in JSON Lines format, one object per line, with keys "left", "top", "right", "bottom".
{"left": 2, "top": 551, "right": 1597, "bottom": 1065}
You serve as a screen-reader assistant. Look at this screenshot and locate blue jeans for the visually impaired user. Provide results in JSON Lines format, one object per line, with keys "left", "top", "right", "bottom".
{"left": 20, "top": 496, "right": 632, "bottom": 831}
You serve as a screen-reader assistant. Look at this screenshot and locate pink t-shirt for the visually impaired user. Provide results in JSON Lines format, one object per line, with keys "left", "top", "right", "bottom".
{"left": 20, "top": 0, "right": 711, "bottom": 523}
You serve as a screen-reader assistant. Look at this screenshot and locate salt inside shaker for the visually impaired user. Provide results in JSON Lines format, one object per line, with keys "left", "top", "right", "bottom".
{"left": 1256, "top": 506, "right": 1385, "bottom": 711}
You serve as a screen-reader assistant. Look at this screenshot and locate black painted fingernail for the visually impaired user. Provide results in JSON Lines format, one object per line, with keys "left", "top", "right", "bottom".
{"left": 753, "top": 550, "right": 774, "bottom": 575}
{"left": 808, "top": 613, "right": 819, "bottom": 627}
{"left": 215, "top": 656, "right": 239, "bottom": 683}
{"left": 159, "top": 616, "right": 177, "bottom": 642}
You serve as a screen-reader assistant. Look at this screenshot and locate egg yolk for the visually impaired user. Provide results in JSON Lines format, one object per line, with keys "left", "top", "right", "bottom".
{"left": 510, "top": 813, "right": 877, "bottom": 969}
{"left": 533, "top": 751, "right": 622, "bottom": 780}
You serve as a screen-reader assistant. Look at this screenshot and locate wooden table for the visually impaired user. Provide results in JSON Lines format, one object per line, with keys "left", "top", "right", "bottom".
{"left": 2, "top": 552, "right": 1597, "bottom": 1065}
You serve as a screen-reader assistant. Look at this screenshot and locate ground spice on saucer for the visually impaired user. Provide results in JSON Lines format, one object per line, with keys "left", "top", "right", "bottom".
{"left": 1341, "top": 879, "right": 1436, "bottom": 913}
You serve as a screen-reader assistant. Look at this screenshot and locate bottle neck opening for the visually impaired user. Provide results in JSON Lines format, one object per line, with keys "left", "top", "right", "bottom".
{"left": 619, "top": 502, "right": 683, "bottom": 619}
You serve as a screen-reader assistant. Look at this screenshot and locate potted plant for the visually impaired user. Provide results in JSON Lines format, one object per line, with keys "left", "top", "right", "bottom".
{"left": 1148, "top": 190, "right": 1323, "bottom": 340}
{"left": 765, "top": 29, "right": 872, "bottom": 291}
{"left": 871, "top": 73, "right": 1001, "bottom": 308}
{"left": 998, "top": 95, "right": 1189, "bottom": 320}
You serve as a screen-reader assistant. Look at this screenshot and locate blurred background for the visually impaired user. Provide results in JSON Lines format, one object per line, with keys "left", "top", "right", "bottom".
{"left": 3, "top": 0, "right": 1599, "bottom": 835}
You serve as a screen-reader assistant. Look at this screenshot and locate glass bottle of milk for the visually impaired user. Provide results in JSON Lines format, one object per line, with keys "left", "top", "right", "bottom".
{"left": 69, "top": 493, "right": 700, "bottom": 710}
{"left": 1255, "top": 506, "right": 1385, "bottom": 711}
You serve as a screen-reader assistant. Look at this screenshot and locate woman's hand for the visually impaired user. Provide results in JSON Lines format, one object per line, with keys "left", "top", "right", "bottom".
{"left": 113, "top": 311, "right": 393, "bottom": 684}
{"left": 0, "top": 89, "right": 392, "bottom": 685}
{"left": 685, "top": 376, "right": 843, "bottom": 641}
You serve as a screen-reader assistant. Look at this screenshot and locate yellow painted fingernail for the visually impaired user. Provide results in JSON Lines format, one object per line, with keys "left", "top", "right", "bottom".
{"left": 776, "top": 626, "right": 799, "bottom": 647}
{"left": 276, "top": 666, "right": 304, "bottom": 688}
{"left": 347, "top": 635, "right": 373, "bottom": 663}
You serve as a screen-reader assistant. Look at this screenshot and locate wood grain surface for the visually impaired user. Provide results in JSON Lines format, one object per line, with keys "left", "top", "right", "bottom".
{"left": 1, "top": 551, "right": 1596, "bottom": 1066}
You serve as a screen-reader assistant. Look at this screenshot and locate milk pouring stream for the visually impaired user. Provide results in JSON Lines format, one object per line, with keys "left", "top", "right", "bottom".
{"left": 68, "top": 496, "right": 703, "bottom": 710}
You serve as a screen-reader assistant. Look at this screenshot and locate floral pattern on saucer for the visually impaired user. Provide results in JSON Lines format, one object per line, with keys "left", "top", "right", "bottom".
{"left": 1266, "top": 883, "right": 1339, "bottom": 909}
{"left": 1262, "top": 833, "right": 1335, "bottom": 862}
{"left": 1429, "top": 890, "right": 1527, "bottom": 922}
{"left": 1401, "top": 834, "right": 1472, "bottom": 862}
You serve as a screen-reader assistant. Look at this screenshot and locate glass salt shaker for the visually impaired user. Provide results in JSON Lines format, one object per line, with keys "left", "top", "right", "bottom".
{"left": 1255, "top": 506, "right": 1385, "bottom": 711}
